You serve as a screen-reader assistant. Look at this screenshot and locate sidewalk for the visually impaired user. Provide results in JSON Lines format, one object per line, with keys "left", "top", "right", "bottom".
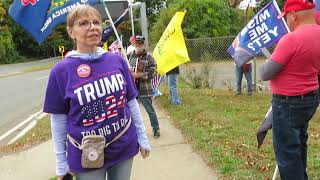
{"left": 0, "top": 103, "right": 218, "bottom": 180}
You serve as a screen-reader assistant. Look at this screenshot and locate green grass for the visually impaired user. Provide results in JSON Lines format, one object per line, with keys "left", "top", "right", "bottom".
{"left": 0, "top": 58, "right": 56, "bottom": 78}
{"left": 156, "top": 86, "right": 320, "bottom": 179}
{"left": 49, "top": 175, "right": 76, "bottom": 180}
{"left": 23, "top": 63, "right": 55, "bottom": 73}
{"left": 0, "top": 115, "right": 51, "bottom": 155}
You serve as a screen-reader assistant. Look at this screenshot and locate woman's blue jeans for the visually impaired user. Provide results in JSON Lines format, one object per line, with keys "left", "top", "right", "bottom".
{"left": 76, "top": 158, "right": 133, "bottom": 180}
{"left": 272, "top": 94, "right": 319, "bottom": 180}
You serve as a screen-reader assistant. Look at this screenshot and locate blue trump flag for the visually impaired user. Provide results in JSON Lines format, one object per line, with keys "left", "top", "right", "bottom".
{"left": 227, "top": 0, "right": 289, "bottom": 67}
{"left": 9, "top": 0, "right": 99, "bottom": 44}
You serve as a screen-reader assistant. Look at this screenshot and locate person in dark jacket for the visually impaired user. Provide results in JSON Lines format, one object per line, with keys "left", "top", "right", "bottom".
{"left": 128, "top": 35, "right": 161, "bottom": 139}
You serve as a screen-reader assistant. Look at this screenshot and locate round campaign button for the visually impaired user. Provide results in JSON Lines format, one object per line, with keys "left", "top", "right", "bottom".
{"left": 77, "top": 64, "right": 91, "bottom": 78}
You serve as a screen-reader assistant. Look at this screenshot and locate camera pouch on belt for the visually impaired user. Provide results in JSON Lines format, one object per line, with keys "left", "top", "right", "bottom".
{"left": 80, "top": 135, "right": 106, "bottom": 169}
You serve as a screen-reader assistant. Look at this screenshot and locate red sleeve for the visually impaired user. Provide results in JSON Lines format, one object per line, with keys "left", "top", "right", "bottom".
{"left": 270, "top": 33, "right": 297, "bottom": 66}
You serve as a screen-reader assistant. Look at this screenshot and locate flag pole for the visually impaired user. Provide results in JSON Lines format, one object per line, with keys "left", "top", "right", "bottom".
{"left": 273, "top": 0, "right": 290, "bottom": 32}
{"left": 272, "top": 165, "right": 279, "bottom": 180}
{"left": 130, "top": 2, "right": 135, "bottom": 36}
{"left": 100, "top": 0, "right": 130, "bottom": 67}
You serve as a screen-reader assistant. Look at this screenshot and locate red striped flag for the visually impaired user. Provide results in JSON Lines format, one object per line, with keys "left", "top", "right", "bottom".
{"left": 152, "top": 74, "right": 162, "bottom": 90}
{"left": 95, "top": 113, "right": 106, "bottom": 123}
{"left": 109, "top": 40, "right": 122, "bottom": 54}
{"left": 105, "top": 96, "right": 118, "bottom": 118}
{"left": 83, "top": 119, "right": 94, "bottom": 126}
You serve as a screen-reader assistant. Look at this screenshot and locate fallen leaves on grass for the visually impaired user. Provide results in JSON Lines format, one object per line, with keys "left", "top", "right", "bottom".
{"left": 259, "top": 164, "right": 271, "bottom": 172}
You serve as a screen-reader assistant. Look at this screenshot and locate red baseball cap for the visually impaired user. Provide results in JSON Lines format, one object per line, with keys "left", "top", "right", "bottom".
{"left": 129, "top": 36, "right": 136, "bottom": 43}
{"left": 278, "top": 0, "right": 316, "bottom": 19}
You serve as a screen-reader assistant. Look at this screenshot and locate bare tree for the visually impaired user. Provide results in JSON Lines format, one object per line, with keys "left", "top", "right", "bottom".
{"left": 225, "top": 0, "right": 243, "bottom": 8}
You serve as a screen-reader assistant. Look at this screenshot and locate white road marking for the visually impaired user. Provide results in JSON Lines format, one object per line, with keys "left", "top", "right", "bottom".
{"left": 7, "top": 112, "right": 47, "bottom": 145}
{"left": 36, "top": 75, "right": 48, "bottom": 80}
{"left": 0, "top": 72, "right": 23, "bottom": 78}
{"left": 0, "top": 110, "right": 43, "bottom": 142}
{"left": 37, "top": 112, "right": 47, "bottom": 120}
{"left": 8, "top": 120, "right": 37, "bottom": 145}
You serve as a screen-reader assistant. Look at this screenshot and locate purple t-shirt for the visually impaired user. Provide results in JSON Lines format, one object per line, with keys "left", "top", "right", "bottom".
{"left": 43, "top": 53, "right": 139, "bottom": 172}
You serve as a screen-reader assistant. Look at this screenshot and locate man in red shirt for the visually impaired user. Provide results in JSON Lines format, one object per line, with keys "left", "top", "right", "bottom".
{"left": 260, "top": 0, "right": 320, "bottom": 179}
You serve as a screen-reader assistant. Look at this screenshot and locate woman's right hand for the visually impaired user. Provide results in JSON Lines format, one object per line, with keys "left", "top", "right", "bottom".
{"left": 140, "top": 148, "right": 150, "bottom": 159}
{"left": 56, "top": 175, "right": 64, "bottom": 180}
{"left": 56, "top": 172, "right": 75, "bottom": 180}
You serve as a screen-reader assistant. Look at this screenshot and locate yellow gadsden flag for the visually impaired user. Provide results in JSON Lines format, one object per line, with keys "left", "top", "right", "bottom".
{"left": 153, "top": 12, "right": 190, "bottom": 75}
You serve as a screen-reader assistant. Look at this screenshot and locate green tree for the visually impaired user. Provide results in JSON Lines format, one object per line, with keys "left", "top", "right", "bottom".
{"left": 224, "top": 0, "right": 243, "bottom": 8}
{"left": 0, "top": 1, "right": 19, "bottom": 64}
{"left": 9, "top": 22, "right": 73, "bottom": 59}
{"left": 149, "top": 0, "right": 245, "bottom": 43}
{"left": 139, "top": 0, "right": 169, "bottom": 25}
{"left": 256, "top": 0, "right": 285, "bottom": 11}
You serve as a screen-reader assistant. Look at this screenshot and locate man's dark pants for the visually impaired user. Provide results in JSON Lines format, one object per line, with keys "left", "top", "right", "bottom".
{"left": 272, "top": 93, "right": 319, "bottom": 180}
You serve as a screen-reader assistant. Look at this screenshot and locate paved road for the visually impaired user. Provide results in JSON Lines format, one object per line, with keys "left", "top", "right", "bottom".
{"left": 0, "top": 70, "right": 49, "bottom": 137}
{"left": 0, "top": 58, "right": 58, "bottom": 145}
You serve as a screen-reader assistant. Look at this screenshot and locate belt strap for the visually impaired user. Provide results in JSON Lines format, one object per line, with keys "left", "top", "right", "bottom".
{"left": 273, "top": 89, "right": 319, "bottom": 98}
{"left": 68, "top": 117, "right": 132, "bottom": 149}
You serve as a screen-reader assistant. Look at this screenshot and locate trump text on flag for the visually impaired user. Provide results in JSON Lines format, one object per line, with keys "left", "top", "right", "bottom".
{"left": 236, "top": 0, "right": 289, "bottom": 56}
{"left": 9, "top": 0, "right": 99, "bottom": 44}
{"left": 41, "top": 1, "right": 83, "bottom": 33}
{"left": 227, "top": 0, "right": 288, "bottom": 67}
{"left": 241, "top": 10, "right": 278, "bottom": 51}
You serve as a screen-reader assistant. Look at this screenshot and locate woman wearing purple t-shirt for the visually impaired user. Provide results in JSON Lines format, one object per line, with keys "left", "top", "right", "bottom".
{"left": 43, "top": 5, "right": 150, "bottom": 180}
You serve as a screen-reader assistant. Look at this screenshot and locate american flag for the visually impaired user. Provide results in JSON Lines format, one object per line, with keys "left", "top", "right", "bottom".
{"left": 81, "top": 100, "right": 107, "bottom": 126}
{"left": 81, "top": 95, "right": 123, "bottom": 127}
{"left": 93, "top": 100, "right": 106, "bottom": 123}
{"left": 109, "top": 40, "right": 122, "bottom": 54}
{"left": 105, "top": 96, "right": 118, "bottom": 118}
{"left": 81, "top": 105, "right": 94, "bottom": 126}
{"left": 117, "top": 91, "right": 126, "bottom": 108}
{"left": 152, "top": 74, "right": 162, "bottom": 90}
{"left": 83, "top": 119, "right": 94, "bottom": 126}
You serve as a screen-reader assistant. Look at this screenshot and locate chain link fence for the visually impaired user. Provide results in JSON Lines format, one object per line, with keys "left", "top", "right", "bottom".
{"left": 185, "top": 36, "right": 275, "bottom": 62}
{"left": 150, "top": 36, "right": 274, "bottom": 92}
{"left": 185, "top": 36, "right": 272, "bottom": 92}
{"left": 185, "top": 36, "right": 236, "bottom": 62}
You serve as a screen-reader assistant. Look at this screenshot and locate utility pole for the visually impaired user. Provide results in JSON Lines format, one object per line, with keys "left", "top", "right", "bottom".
{"left": 139, "top": 2, "right": 148, "bottom": 47}
{"left": 131, "top": 2, "right": 149, "bottom": 48}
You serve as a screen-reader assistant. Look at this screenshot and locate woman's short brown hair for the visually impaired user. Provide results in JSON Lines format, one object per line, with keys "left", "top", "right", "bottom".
{"left": 66, "top": 4, "right": 102, "bottom": 28}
